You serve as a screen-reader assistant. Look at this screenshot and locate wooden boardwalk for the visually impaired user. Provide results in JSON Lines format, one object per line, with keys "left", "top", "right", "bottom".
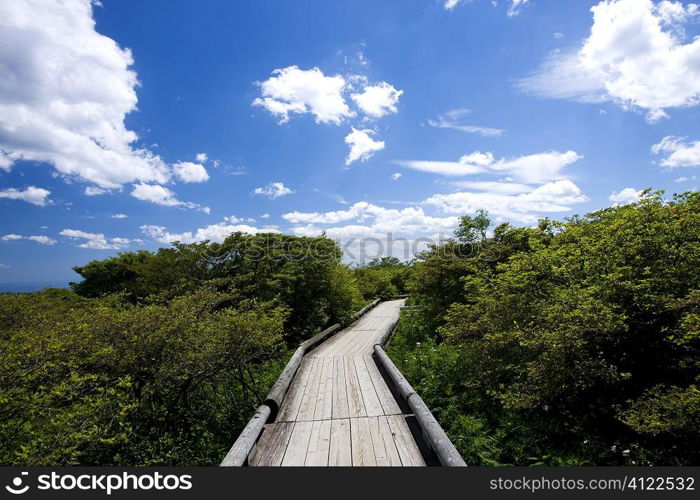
{"left": 249, "top": 299, "right": 426, "bottom": 466}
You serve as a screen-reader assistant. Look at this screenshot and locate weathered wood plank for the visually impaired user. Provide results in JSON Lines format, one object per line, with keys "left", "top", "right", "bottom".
{"left": 376, "top": 416, "right": 403, "bottom": 466}
{"left": 305, "top": 419, "right": 332, "bottom": 466}
{"left": 353, "top": 356, "right": 384, "bottom": 417}
{"left": 344, "top": 355, "right": 366, "bottom": 417}
{"left": 332, "top": 356, "right": 350, "bottom": 419}
{"left": 281, "top": 421, "right": 314, "bottom": 466}
{"left": 363, "top": 355, "right": 402, "bottom": 415}
{"left": 350, "top": 417, "right": 376, "bottom": 466}
{"left": 297, "top": 357, "right": 323, "bottom": 421}
{"left": 328, "top": 418, "right": 352, "bottom": 466}
{"left": 249, "top": 422, "right": 294, "bottom": 466}
{"left": 314, "top": 356, "right": 334, "bottom": 420}
{"left": 386, "top": 414, "right": 425, "bottom": 466}
{"left": 368, "top": 416, "right": 402, "bottom": 466}
{"left": 277, "top": 357, "right": 314, "bottom": 422}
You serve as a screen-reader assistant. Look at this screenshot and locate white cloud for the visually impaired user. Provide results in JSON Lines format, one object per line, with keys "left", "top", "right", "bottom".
{"left": 425, "top": 180, "right": 589, "bottom": 224}
{"left": 111, "top": 213, "right": 128, "bottom": 219}
{"left": 141, "top": 222, "right": 279, "bottom": 245}
{"left": 0, "top": 0, "right": 176, "bottom": 189}
{"left": 260, "top": 213, "right": 270, "bottom": 219}
{"left": 449, "top": 180, "right": 533, "bottom": 194}
{"left": 428, "top": 108, "right": 505, "bottom": 137}
{"left": 60, "top": 228, "right": 133, "bottom": 250}
{"left": 2, "top": 233, "right": 56, "bottom": 245}
{"left": 173, "top": 161, "right": 209, "bottom": 183}
{"left": 284, "top": 202, "right": 459, "bottom": 262}
{"left": 131, "top": 183, "right": 209, "bottom": 212}
{"left": 394, "top": 150, "right": 582, "bottom": 183}
{"left": 651, "top": 136, "right": 700, "bottom": 167}
{"left": 253, "top": 66, "right": 354, "bottom": 124}
{"left": 345, "top": 128, "right": 385, "bottom": 165}
{"left": 195, "top": 152, "right": 207, "bottom": 163}
{"left": 0, "top": 186, "right": 51, "bottom": 206}
{"left": 253, "top": 182, "right": 294, "bottom": 199}
{"left": 517, "top": 0, "right": 700, "bottom": 122}
{"left": 609, "top": 187, "right": 644, "bottom": 205}
{"left": 0, "top": 262, "right": 9, "bottom": 269}
{"left": 84, "top": 186, "right": 109, "bottom": 196}
{"left": 554, "top": 32, "right": 564, "bottom": 39}
{"left": 224, "top": 215, "right": 256, "bottom": 224}
{"left": 444, "top": 0, "right": 462, "bottom": 9}
{"left": 350, "top": 82, "right": 403, "bottom": 118}
{"left": 391, "top": 172, "right": 402, "bottom": 180}
{"left": 508, "top": 0, "right": 530, "bottom": 17}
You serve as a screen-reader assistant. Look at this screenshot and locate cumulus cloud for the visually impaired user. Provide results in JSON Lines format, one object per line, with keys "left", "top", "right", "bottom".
{"left": 345, "top": 128, "right": 385, "bottom": 165}
{"left": 651, "top": 136, "right": 700, "bottom": 167}
{"left": 0, "top": 0, "right": 210, "bottom": 197}
{"left": 141, "top": 221, "right": 278, "bottom": 245}
{"left": 0, "top": 186, "right": 51, "bottom": 206}
{"left": 172, "top": 161, "right": 209, "bottom": 183}
{"left": 393, "top": 150, "right": 582, "bottom": 183}
{"left": 391, "top": 172, "right": 402, "bottom": 180}
{"left": 428, "top": 108, "right": 505, "bottom": 137}
{"left": 351, "top": 82, "right": 403, "bottom": 118}
{"left": 131, "top": 183, "right": 209, "bottom": 212}
{"left": 111, "top": 213, "right": 128, "bottom": 219}
{"left": 60, "top": 229, "right": 135, "bottom": 250}
{"left": 1, "top": 233, "right": 56, "bottom": 245}
{"left": 609, "top": 187, "right": 644, "bottom": 205}
{"left": 195, "top": 152, "right": 208, "bottom": 163}
{"left": 253, "top": 65, "right": 402, "bottom": 164}
{"left": 253, "top": 182, "right": 294, "bottom": 199}
{"left": 0, "top": 0, "right": 175, "bottom": 188}
{"left": 283, "top": 202, "right": 459, "bottom": 262}
{"left": 517, "top": 0, "right": 700, "bottom": 122}
{"left": 253, "top": 66, "right": 354, "bottom": 124}
{"left": 425, "top": 180, "right": 589, "bottom": 224}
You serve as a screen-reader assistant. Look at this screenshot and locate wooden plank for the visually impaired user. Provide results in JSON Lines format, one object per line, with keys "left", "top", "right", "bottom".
{"left": 277, "top": 357, "right": 314, "bottom": 422}
{"left": 305, "top": 419, "right": 332, "bottom": 466}
{"left": 363, "top": 355, "right": 402, "bottom": 415}
{"left": 297, "top": 357, "right": 323, "bottom": 421}
{"left": 368, "top": 416, "right": 402, "bottom": 466}
{"left": 328, "top": 418, "right": 352, "bottom": 466}
{"left": 350, "top": 417, "right": 376, "bottom": 466}
{"left": 314, "top": 356, "right": 334, "bottom": 420}
{"left": 386, "top": 415, "right": 425, "bottom": 466}
{"left": 376, "top": 416, "right": 403, "bottom": 466}
{"left": 249, "top": 422, "right": 294, "bottom": 466}
{"left": 281, "top": 421, "right": 314, "bottom": 466}
{"left": 332, "top": 356, "right": 350, "bottom": 419}
{"left": 353, "top": 356, "right": 384, "bottom": 417}
{"left": 344, "top": 356, "right": 366, "bottom": 417}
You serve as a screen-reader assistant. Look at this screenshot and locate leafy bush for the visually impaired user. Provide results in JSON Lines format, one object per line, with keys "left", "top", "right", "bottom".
{"left": 389, "top": 191, "right": 700, "bottom": 465}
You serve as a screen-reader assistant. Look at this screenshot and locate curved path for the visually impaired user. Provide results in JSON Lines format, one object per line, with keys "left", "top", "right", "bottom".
{"left": 248, "top": 299, "right": 426, "bottom": 466}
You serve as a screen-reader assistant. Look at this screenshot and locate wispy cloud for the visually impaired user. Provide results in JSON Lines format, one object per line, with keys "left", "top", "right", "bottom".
{"left": 428, "top": 109, "right": 504, "bottom": 137}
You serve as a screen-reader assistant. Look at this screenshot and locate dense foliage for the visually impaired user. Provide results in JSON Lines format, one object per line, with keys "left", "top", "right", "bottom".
{"left": 0, "top": 233, "right": 364, "bottom": 465}
{"left": 3, "top": 192, "right": 697, "bottom": 466}
{"left": 389, "top": 192, "right": 700, "bottom": 465}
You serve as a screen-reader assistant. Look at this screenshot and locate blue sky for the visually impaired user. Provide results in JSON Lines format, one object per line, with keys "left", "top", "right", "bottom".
{"left": 1, "top": 0, "right": 699, "bottom": 284}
